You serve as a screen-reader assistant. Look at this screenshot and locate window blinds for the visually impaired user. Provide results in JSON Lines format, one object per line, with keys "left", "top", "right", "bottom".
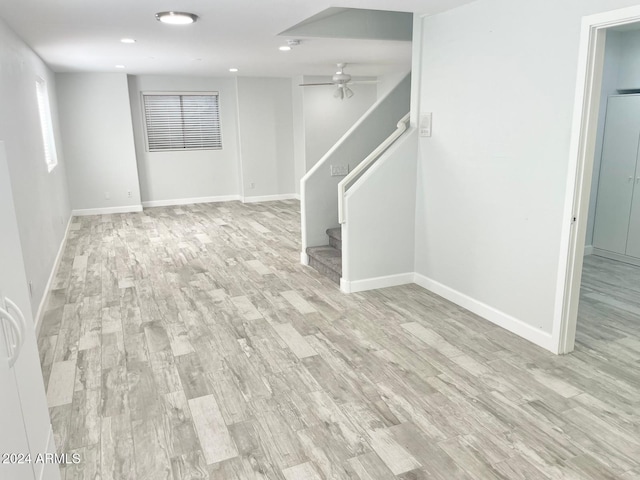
{"left": 143, "top": 93, "right": 222, "bottom": 152}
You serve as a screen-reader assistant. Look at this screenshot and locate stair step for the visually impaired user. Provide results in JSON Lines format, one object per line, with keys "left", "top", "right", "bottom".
{"left": 326, "top": 227, "right": 342, "bottom": 251}
{"left": 306, "top": 246, "right": 342, "bottom": 284}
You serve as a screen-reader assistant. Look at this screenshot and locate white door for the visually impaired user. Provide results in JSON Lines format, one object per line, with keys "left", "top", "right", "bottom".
{"left": 593, "top": 95, "right": 640, "bottom": 254}
{"left": 0, "top": 321, "right": 34, "bottom": 480}
{"left": 0, "top": 142, "right": 35, "bottom": 479}
{"left": 625, "top": 172, "right": 640, "bottom": 258}
{"left": 0, "top": 141, "right": 60, "bottom": 480}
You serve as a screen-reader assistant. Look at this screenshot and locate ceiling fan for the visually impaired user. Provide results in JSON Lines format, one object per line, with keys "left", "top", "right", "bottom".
{"left": 299, "top": 63, "right": 376, "bottom": 100}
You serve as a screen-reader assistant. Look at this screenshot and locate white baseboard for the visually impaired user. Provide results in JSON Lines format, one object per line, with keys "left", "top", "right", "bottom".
{"left": 584, "top": 245, "right": 594, "bottom": 256}
{"left": 71, "top": 205, "right": 143, "bottom": 216}
{"left": 300, "top": 251, "right": 309, "bottom": 266}
{"left": 35, "top": 216, "right": 72, "bottom": 337}
{"left": 413, "top": 273, "right": 556, "bottom": 353}
{"left": 340, "top": 272, "right": 414, "bottom": 293}
{"left": 592, "top": 247, "right": 640, "bottom": 267}
{"left": 142, "top": 195, "right": 241, "bottom": 208}
{"left": 243, "top": 194, "right": 299, "bottom": 203}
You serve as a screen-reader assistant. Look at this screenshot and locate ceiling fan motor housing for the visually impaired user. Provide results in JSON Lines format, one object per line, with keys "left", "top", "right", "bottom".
{"left": 332, "top": 72, "right": 351, "bottom": 84}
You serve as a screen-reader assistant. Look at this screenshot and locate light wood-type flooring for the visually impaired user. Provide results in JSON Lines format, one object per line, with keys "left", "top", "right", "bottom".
{"left": 37, "top": 201, "right": 640, "bottom": 479}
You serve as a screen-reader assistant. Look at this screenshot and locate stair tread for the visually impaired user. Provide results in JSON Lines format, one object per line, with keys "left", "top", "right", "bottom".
{"left": 326, "top": 227, "right": 341, "bottom": 241}
{"left": 306, "top": 246, "right": 342, "bottom": 274}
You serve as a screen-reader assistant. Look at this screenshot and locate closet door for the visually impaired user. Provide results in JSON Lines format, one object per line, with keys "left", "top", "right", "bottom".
{"left": 0, "top": 323, "right": 35, "bottom": 480}
{"left": 0, "top": 141, "right": 60, "bottom": 480}
{"left": 625, "top": 175, "right": 640, "bottom": 258}
{"left": 593, "top": 95, "right": 640, "bottom": 254}
{"left": 0, "top": 145, "right": 35, "bottom": 480}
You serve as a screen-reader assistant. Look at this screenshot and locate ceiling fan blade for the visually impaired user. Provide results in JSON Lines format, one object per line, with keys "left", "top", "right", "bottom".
{"left": 350, "top": 80, "right": 379, "bottom": 84}
{"left": 299, "top": 82, "right": 335, "bottom": 87}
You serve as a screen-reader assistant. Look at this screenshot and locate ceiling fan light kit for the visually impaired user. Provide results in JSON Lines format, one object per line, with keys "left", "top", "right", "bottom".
{"left": 300, "top": 63, "right": 359, "bottom": 100}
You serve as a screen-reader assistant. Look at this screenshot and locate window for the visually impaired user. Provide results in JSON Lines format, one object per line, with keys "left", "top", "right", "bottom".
{"left": 35, "top": 77, "right": 58, "bottom": 172}
{"left": 142, "top": 92, "right": 222, "bottom": 152}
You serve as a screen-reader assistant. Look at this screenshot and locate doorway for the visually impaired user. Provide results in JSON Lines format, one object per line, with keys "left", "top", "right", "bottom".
{"left": 557, "top": 5, "right": 640, "bottom": 354}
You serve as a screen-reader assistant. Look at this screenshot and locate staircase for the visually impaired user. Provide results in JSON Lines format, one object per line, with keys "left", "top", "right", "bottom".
{"left": 306, "top": 227, "right": 342, "bottom": 284}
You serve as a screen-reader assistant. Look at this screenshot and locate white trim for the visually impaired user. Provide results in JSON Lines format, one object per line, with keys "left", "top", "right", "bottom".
{"left": 72, "top": 205, "right": 143, "bottom": 216}
{"left": 584, "top": 245, "right": 594, "bottom": 256}
{"left": 414, "top": 273, "right": 556, "bottom": 353}
{"left": 35, "top": 216, "right": 72, "bottom": 337}
{"left": 340, "top": 272, "right": 414, "bottom": 294}
{"left": 142, "top": 196, "right": 240, "bottom": 208}
{"left": 242, "top": 194, "right": 299, "bottom": 203}
{"left": 300, "top": 251, "right": 309, "bottom": 266}
{"left": 556, "top": 4, "right": 640, "bottom": 355}
{"left": 592, "top": 247, "right": 640, "bottom": 267}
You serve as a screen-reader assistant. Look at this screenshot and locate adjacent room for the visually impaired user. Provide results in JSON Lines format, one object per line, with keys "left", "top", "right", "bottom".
{"left": 579, "top": 25, "right": 640, "bottom": 368}
{"left": 1, "top": 1, "right": 640, "bottom": 479}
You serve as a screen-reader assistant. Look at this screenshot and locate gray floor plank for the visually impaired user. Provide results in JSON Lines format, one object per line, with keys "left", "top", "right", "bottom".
{"left": 36, "top": 202, "right": 640, "bottom": 480}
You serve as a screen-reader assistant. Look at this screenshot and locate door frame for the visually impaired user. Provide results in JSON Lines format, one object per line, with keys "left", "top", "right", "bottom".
{"left": 555, "top": 5, "right": 640, "bottom": 354}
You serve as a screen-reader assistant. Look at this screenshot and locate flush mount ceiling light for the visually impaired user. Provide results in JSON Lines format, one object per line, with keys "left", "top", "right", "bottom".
{"left": 229, "top": 68, "right": 238, "bottom": 72}
{"left": 120, "top": 38, "right": 136, "bottom": 44}
{"left": 279, "top": 39, "right": 300, "bottom": 52}
{"left": 155, "top": 11, "right": 198, "bottom": 25}
{"left": 115, "top": 64, "right": 126, "bottom": 69}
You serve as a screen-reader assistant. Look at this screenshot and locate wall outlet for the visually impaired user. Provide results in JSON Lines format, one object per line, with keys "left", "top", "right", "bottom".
{"left": 330, "top": 165, "right": 349, "bottom": 176}
{"left": 105, "top": 191, "right": 110, "bottom": 200}
{"left": 250, "top": 182, "right": 255, "bottom": 189}
{"left": 127, "top": 190, "right": 132, "bottom": 198}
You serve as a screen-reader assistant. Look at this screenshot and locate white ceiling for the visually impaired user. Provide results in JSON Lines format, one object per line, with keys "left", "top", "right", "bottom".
{"left": 0, "top": 0, "right": 476, "bottom": 78}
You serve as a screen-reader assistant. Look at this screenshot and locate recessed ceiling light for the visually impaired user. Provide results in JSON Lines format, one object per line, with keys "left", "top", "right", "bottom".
{"left": 229, "top": 68, "right": 238, "bottom": 72}
{"left": 155, "top": 11, "right": 198, "bottom": 25}
{"left": 115, "top": 65, "right": 125, "bottom": 69}
{"left": 279, "top": 46, "right": 291, "bottom": 52}
{"left": 121, "top": 38, "right": 136, "bottom": 44}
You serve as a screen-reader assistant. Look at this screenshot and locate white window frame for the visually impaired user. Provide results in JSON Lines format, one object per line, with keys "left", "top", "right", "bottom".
{"left": 141, "top": 91, "right": 222, "bottom": 153}
{"left": 35, "top": 77, "right": 58, "bottom": 172}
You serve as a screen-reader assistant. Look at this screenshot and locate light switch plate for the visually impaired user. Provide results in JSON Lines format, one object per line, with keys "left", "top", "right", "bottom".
{"left": 420, "top": 113, "right": 432, "bottom": 137}
{"left": 330, "top": 164, "right": 349, "bottom": 176}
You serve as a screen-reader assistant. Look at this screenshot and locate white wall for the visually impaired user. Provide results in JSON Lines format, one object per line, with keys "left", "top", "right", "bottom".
{"left": 377, "top": 70, "right": 411, "bottom": 100}
{"left": 414, "top": 0, "right": 640, "bottom": 348}
{"left": 292, "top": 75, "right": 306, "bottom": 195}
{"left": 128, "top": 75, "right": 242, "bottom": 204}
{"left": 0, "top": 18, "right": 70, "bottom": 315}
{"left": 302, "top": 74, "right": 411, "bottom": 252}
{"left": 303, "top": 77, "right": 378, "bottom": 171}
{"left": 236, "top": 77, "right": 295, "bottom": 198}
{"left": 585, "top": 31, "right": 623, "bottom": 247}
{"left": 57, "top": 73, "right": 141, "bottom": 213}
{"left": 343, "top": 129, "right": 417, "bottom": 290}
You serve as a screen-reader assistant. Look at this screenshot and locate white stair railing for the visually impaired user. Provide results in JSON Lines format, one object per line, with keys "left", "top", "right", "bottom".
{"left": 338, "top": 112, "right": 410, "bottom": 224}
